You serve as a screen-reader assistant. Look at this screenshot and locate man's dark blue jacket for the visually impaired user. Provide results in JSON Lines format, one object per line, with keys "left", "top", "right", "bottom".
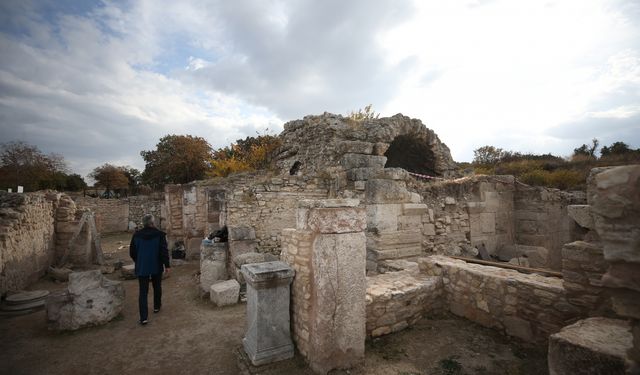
{"left": 129, "top": 227, "right": 170, "bottom": 277}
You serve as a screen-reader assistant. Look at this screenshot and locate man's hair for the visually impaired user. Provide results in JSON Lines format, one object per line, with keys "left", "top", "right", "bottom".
{"left": 142, "top": 214, "right": 155, "bottom": 228}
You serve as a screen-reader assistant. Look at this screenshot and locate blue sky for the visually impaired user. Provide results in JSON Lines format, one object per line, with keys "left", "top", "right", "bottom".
{"left": 1, "top": 0, "right": 639, "bottom": 180}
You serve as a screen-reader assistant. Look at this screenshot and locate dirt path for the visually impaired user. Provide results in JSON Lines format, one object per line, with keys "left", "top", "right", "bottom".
{"left": 0, "top": 233, "right": 548, "bottom": 375}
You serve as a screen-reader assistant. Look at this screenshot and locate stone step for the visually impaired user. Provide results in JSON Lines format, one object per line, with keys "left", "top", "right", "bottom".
{"left": 368, "top": 246, "right": 422, "bottom": 261}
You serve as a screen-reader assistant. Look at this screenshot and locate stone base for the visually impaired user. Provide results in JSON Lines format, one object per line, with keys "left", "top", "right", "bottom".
{"left": 210, "top": 279, "right": 240, "bottom": 306}
{"left": 242, "top": 338, "right": 294, "bottom": 366}
{"left": 548, "top": 317, "right": 632, "bottom": 375}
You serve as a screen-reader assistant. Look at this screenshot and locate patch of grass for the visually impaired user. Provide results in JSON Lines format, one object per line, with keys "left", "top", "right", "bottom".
{"left": 438, "top": 356, "right": 462, "bottom": 375}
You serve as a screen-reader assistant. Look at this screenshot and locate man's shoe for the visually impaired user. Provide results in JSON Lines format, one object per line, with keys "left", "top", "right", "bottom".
{"left": 139, "top": 319, "right": 148, "bottom": 325}
{"left": 153, "top": 308, "right": 160, "bottom": 313}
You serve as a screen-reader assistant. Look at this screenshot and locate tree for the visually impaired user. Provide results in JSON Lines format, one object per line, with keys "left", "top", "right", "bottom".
{"left": 347, "top": 104, "right": 379, "bottom": 121}
{"left": 120, "top": 167, "right": 141, "bottom": 195}
{"left": 89, "top": 164, "right": 129, "bottom": 197}
{"left": 573, "top": 138, "right": 599, "bottom": 159}
{"left": 65, "top": 174, "right": 88, "bottom": 191}
{"left": 601, "top": 141, "right": 632, "bottom": 157}
{"left": 140, "top": 135, "right": 213, "bottom": 187}
{"left": 208, "top": 134, "right": 281, "bottom": 177}
{"left": 0, "top": 141, "right": 68, "bottom": 192}
{"left": 472, "top": 146, "right": 506, "bottom": 165}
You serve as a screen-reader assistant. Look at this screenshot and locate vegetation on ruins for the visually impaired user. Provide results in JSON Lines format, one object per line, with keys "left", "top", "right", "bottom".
{"left": 0, "top": 141, "right": 87, "bottom": 192}
{"left": 347, "top": 104, "right": 380, "bottom": 121}
{"left": 140, "top": 135, "right": 213, "bottom": 188}
{"left": 472, "top": 139, "right": 640, "bottom": 190}
{"left": 208, "top": 133, "right": 281, "bottom": 177}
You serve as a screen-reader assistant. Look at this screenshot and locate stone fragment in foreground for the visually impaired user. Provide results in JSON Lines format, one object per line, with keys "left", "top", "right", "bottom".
{"left": 210, "top": 279, "right": 240, "bottom": 307}
{"left": 548, "top": 317, "right": 632, "bottom": 375}
{"left": 46, "top": 270, "right": 125, "bottom": 330}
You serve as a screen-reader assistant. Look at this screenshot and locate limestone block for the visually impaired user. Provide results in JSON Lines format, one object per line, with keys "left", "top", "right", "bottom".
{"left": 366, "top": 204, "right": 402, "bottom": 233}
{"left": 567, "top": 205, "right": 594, "bottom": 229}
{"left": 200, "top": 240, "right": 228, "bottom": 263}
{"left": 480, "top": 212, "right": 496, "bottom": 233}
{"left": 229, "top": 226, "right": 256, "bottom": 241}
{"left": 200, "top": 260, "right": 227, "bottom": 293}
{"left": 398, "top": 215, "right": 422, "bottom": 231}
{"left": 233, "top": 252, "right": 278, "bottom": 268}
{"left": 402, "top": 203, "right": 428, "bottom": 216}
{"left": 306, "top": 207, "right": 367, "bottom": 234}
{"left": 340, "top": 153, "right": 387, "bottom": 169}
{"left": 46, "top": 270, "right": 124, "bottom": 330}
{"left": 229, "top": 240, "right": 257, "bottom": 260}
{"left": 424, "top": 223, "right": 436, "bottom": 236}
{"left": 337, "top": 140, "right": 374, "bottom": 155}
{"left": 373, "top": 168, "right": 409, "bottom": 180}
{"left": 519, "top": 245, "right": 549, "bottom": 269}
{"left": 310, "top": 232, "right": 366, "bottom": 374}
{"left": 444, "top": 197, "right": 456, "bottom": 205}
{"left": 365, "top": 179, "right": 411, "bottom": 204}
{"left": 548, "top": 318, "right": 632, "bottom": 375}
{"left": 466, "top": 201, "right": 486, "bottom": 214}
{"left": 346, "top": 167, "right": 379, "bottom": 181}
{"left": 186, "top": 237, "right": 202, "bottom": 260}
{"left": 354, "top": 181, "right": 366, "bottom": 190}
{"left": 210, "top": 279, "right": 240, "bottom": 306}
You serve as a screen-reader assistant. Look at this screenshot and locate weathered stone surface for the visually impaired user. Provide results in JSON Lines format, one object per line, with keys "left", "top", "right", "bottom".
{"left": 366, "top": 204, "right": 402, "bottom": 233}
{"left": 567, "top": 205, "right": 594, "bottom": 229}
{"left": 46, "top": 270, "right": 124, "bottom": 330}
{"left": 210, "top": 279, "right": 240, "bottom": 306}
{"left": 548, "top": 318, "right": 632, "bottom": 375}
{"left": 365, "top": 179, "right": 412, "bottom": 203}
{"left": 337, "top": 140, "right": 374, "bottom": 155}
{"left": 310, "top": 232, "right": 366, "bottom": 374}
{"left": 340, "top": 153, "right": 387, "bottom": 170}
{"left": 200, "top": 260, "right": 226, "bottom": 294}
{"left": 48, "top": 266, "right": 73, "bottom": 282}
{"left": 229, "top": 226, "right": 256, "bottom": 241}
{"left": 200, "top": 240, "right": 228, "bottom": 263}
{"left": 373, "top": 168, "right": 409, "bottom": 181}
{"left": 305, "top": 207, "right": 367, "bottom": 234}
{"left": 229, "top": 240, "right": 257, "bottom": 261}
{"left": 233, "top": 252, "right": 278, "bottom": 268}
{"left": 242, "top": 261, "right": 294, "bottom": 366}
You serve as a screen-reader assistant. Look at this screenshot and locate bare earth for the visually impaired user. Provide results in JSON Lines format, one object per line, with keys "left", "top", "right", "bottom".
{"left": 0, "top": 233, "right": 548, "bottom": 375}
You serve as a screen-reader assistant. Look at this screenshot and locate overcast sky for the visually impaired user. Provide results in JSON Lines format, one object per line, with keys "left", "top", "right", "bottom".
{"left": 1, "top": 0, "right": 639, "bottom": 180}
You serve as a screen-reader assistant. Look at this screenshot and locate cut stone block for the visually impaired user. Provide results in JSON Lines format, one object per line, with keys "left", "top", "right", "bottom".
{"left": 340, "top": 153, "right": 387, "bottom": 169}
{"left": 402, "top": 203, "right": 428, "bottom": 216}
{"left": 121, "top": 264, "right": 136, "bottom": 280}
{"left": 548, "top": 317, "right": 632, "bottom": 375}
{"left": 337, "top": 140, "right": 374, "bottom": 155}
{"left": 200, "top": 240, "right": 228, "bottom": 263}
{"left": 365, "top": 179, "right": 411, "bottom": 204}
{"left": 366, "top": 204, "right": 402, "bottom": 233}
{"left": 567, "top": 205, "right": 594, "bottom": 229}
{"left": 229, "top": 240, "right": 257, "bottom": 261}
{"left": 210, "top": 279, "right": 240, "bottom": 306}
{"left": 373, "top": 168, "right": 409, "bottom": 180}
{"left": 306, "top": 207, "right": 367, "bottom": 234}
{"left": 200, "top": 260, "right": 227, "bottom": 294}
{"left": 229, "top": 226, "right": 256, "bottom": 241}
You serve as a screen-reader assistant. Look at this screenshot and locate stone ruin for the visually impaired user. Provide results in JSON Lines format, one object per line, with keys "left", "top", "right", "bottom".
{"left": 1, "top": 112, "right": 638, "bottom": 372}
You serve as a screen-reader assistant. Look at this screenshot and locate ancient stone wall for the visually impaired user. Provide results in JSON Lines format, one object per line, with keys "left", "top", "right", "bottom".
{"left": 73, "top": 197, "right": 128, "bottom": 233}
{"left": 419, "top": 256, "right": 580, "bottom": 342}
{"left": 514, "top": 184, "right": 584, "bottom": 270}
{"left": 275, "top": 113, "right": 457, "bottom": 178}
{"left": 165, "top": 173, "right": 329, "bottom": 258}
{"left": 0, "top": 192, "right": 57, "bottom": 296}
{"left": 74, "top": 196, "right": 163, "bottom": 234}
{"left": 409, "top": 175, "right": 516, "bottom": 257}
{"left": 366, "top": 268, "right": 443, "bottom": 337}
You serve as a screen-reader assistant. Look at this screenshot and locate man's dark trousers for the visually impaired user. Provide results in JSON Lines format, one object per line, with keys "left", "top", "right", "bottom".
{"left": 138, "top": 274, "right": 162, "bottom": 321}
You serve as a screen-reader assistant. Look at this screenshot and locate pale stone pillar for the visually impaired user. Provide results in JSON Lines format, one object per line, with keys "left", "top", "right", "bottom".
{"left": 296, "top": 199, "right": 367, "bottom": 374}
{"left": 241, "top": 261, "right": 295, "bottom": 366}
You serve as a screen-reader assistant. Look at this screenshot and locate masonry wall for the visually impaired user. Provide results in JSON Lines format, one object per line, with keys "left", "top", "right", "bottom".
{"left": 419, "top": 256, "right": 581, "bottom": 342}
{"left": 514, "top": 184, "right": 584, "bottom": 270}
{"left": 165, "top": 174, "right": 329, "bottom": 257}
{"left": 0, "top": 192, "right": 57, "bottom": 296}
{"left": 410, "top": 175, "right": 516, "bottom": 257}
{"left": 74, "top": 196, "right": 164, "bottom": 234}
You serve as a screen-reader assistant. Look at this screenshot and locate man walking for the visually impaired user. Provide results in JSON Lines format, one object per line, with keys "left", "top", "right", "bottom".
{"left": 129, "top": 214, "right": 170, "bottom": 325}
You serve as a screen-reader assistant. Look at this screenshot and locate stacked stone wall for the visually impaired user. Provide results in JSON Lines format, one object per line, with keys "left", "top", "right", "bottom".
{"left": 419, "top": 256, "right": 580, "bottom": 342}
{"left": 280, "top": 228, "right": 314, "bottom": 358}
{"left": 366, "top": 270, "right": 443, "bottom": 337}
{"left": 73, "top": 197, "right": 128, "bottom": 233}
{"left": 514, "top": 184, "right": 584, "bottom": 270}
{"left": 0, "top": 192, "right": 57, "bottom": 296}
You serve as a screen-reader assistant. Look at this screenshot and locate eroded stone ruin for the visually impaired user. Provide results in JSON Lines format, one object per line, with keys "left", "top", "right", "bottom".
{"left": 1, "top": 113, "right": 638, "bottom": 373}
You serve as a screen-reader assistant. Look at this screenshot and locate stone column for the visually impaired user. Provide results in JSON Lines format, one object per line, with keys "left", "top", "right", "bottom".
{"left": 241, "top": 261, "right": 295, "bottom": 366}
{"left": 293, "top": 199, "right": 367, "bottom": 374}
